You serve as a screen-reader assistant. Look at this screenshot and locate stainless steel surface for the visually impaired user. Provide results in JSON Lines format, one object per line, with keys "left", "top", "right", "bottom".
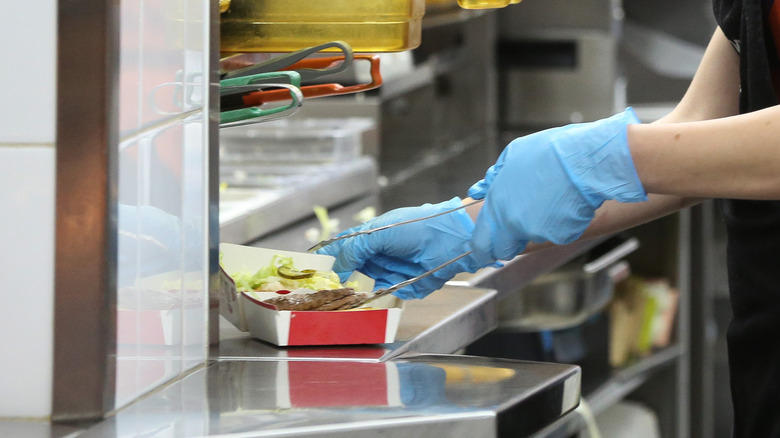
{"left": 216, "top": 285, "right": 497, "bottom": 362}
{"left": 497, "top": 0, "right": 619, "bottom": 36}
{"left": 450, "top": 238, "right": 608, "bottom": 298}
{"left": 495, "top": 238, "right": 638, "bottom": 332}
{"left": 251, "top": 194, "right": 380, "bottom": 252}
{"left": 53, "top": 0, "right": 120, "bottom": 421}
{"left": 499, "top": 32, "right": 619, "bottom": 128}
{"left": 72, "top": 354, "right": 579, "bottom": 438}
{"left": 530, "top": 345, "right": 684, "bottom": 438}
{"left": 385, "top": 286, "right": 497, "bottom": 360}
{"left": 307, "top": 200, "right": 481, "bottom": 252}
{"left": 583, "top": 236, "right": 639, "bottom": 273}
{"left": 208, "top": 0, "right": 221, "bottom": 348}
{"left": 219, "top": 156, "right": 379, "bottom": 244}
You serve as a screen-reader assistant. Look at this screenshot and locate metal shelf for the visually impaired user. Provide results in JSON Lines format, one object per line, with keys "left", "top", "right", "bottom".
{"left": 219, "top": 156, "right": 379, "bottom": 244}
{"left": 530, "top": 344, "right": 685, "bottom": 438}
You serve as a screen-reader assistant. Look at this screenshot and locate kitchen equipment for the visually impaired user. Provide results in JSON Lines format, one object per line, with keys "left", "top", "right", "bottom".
{"left": 220, "top": 83, "right": 303, "bottom": 128}
{"left": 220, "top": 70, "right": 301, "bottom": 99}
{"left": 306, "top": 199, "right": 482, "bottom": 252}
{"left": 220, "top": 0, "right": 425, "bottom": 53}
{"left": 496, "top": 237, "right": 639, "bottom": 331}
{"left": 425, "top": 0, "right": 459, "bottom": 12}
{"left": 230, "top": 55, "right": 382, "bottom": 111}
{"left": 220, "top": 117, "right": 376, "bottom": 165}
{"left": 220, "top": 41, "right": 353, "bottom": 82}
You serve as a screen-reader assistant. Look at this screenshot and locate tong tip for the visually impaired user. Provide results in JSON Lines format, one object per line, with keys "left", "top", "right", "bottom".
{"left": 306, "top": 240, "right": 328, "bottom": 253}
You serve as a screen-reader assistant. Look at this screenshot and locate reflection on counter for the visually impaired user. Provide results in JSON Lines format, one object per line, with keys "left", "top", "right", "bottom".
{"left": 76, "top": 354, "right": 579, "bottom": 438}
{"left": 115, "top": 202, "right": 208, "bottom": 407}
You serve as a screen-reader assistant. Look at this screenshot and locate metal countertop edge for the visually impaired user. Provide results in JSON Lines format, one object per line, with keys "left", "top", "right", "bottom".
{"left": 380, "top": 287, "right": 498, "bottom": 362}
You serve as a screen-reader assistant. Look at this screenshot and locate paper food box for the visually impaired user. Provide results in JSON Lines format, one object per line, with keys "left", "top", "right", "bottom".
{"left": 219, "top": 243, "right": 404, "bottom": 346}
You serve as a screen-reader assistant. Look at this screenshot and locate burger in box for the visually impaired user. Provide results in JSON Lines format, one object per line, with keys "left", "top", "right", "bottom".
{"left": 219, "top": 243, "right": 404, "bottom": 346}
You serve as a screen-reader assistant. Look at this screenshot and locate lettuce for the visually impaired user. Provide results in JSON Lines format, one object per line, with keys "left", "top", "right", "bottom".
{"left": 230, "top": 254, "right": 355, "bottom": 292}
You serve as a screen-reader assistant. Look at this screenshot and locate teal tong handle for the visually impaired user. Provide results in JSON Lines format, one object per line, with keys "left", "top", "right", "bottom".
{"left": 219, "top": 83, "right": 303, "bottom": 128}
{"left": 220, "top": 71, "right": 301, "bottom": 96}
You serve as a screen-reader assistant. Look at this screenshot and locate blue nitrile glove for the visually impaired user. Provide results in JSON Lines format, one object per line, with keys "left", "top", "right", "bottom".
{"left": 315, "top": 197, "right": 485, "bottom": 300}
{"left": 467, "top": 108, "right": 647, "bottom": 265}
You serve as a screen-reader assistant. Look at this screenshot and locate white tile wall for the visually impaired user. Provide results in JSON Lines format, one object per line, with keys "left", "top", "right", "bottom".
{"left": 0, "top": 147, "right": 56, "bottom": 418}
{"left": 0, "top": 1, "right": 57, "bottom": 144}
{"left": 0, "top": 0, "right": 57, "bottom": 419}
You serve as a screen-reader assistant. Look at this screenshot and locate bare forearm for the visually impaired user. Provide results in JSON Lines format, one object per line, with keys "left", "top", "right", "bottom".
{"left": 626, "top": 27, "right": 780, "bottom": 200}
{"left": 630, "top": 106, "right": 780, "bottom": 199}
{"left": 580, "top": 195, "right": 701, "bottom": 240}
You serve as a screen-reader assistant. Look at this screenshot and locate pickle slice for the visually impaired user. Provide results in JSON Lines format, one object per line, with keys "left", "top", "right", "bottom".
{"left": 277, "top": 265, "right": 316, "bottom": 280}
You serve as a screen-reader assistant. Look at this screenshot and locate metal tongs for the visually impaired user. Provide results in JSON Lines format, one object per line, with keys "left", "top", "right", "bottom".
{"left": 230, "top": 54, "right": 382, "bottom": 110}
{"left": 307, "top": 199, "right": 482, "bottom": 308}
{"left": 220, "top": 41, "right": 354, "bottom": 82}
{"left": 307, "top": 199, "right": 482, "bottom": 252}
{"left": 348, "top": 251, "right": 474, "bottom": 309}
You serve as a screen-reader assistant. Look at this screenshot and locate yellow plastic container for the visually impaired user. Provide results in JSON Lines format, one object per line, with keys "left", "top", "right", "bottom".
{"left": 220, "top": 0, "right": 426, "bottom": 53}
{"left": 457, "top": 0, "right": 521, "bottom": 9}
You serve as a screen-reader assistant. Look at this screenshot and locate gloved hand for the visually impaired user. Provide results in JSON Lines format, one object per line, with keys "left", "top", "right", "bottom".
{"left": 467, "top": 108, "right": 647, "bottom": 264}
{"left": 315, "top": 197, "right": 485, "bottom": 300}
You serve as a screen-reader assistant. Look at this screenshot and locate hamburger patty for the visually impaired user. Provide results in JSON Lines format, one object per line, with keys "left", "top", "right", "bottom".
{"left": 263, "top": 288, "right": 368, "bottom": 311}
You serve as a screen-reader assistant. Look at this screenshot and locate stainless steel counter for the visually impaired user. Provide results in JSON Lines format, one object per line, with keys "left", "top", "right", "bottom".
{"left": 72, "top": 354, "right": 579, "bottom": 438}
{"left": 1, "top": 284, "right": 578, "bottom": 437}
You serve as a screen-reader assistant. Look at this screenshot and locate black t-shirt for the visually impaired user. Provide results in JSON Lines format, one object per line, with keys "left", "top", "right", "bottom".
{"left": 712, "top": 1, "right": 780, "bottom": 437}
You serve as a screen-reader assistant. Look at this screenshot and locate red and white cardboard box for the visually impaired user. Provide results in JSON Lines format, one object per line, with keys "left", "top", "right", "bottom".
{"left": 219, "top": 243, "right": 404, "bottom": 346}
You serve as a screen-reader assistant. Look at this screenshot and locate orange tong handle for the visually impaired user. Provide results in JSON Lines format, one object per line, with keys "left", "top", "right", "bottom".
{"left": 241, "top": 55, "right": 382, "bottom": 106}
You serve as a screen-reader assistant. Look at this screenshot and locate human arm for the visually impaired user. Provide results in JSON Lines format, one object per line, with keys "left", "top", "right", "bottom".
{"left": 468, "top": 27, "right": 744, "bottom": 258}
{"left": 316, "top": 27, "right": 744, "bottom": 295}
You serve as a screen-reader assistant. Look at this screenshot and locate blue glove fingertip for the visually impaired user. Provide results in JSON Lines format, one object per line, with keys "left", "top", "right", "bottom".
{"left": 467, "top": 180, "right": 488, "bottom": 200}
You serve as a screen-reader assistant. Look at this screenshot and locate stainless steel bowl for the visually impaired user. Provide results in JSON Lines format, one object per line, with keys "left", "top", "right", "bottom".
{"left": 496, "top": 237, "right": 638, "bottom": 331}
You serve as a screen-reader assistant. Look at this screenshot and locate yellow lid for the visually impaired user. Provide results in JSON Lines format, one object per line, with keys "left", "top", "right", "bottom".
{"left": 221, "top": 0, "right": 425, "bottom": 53}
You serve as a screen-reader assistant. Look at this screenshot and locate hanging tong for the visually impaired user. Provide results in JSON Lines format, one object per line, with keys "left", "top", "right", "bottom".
{"left": 220, "top": 69, "right": 305, "bottom": 131}
{"left": 220, "top": 41, "right": 354, "bottom": 83}
{"left": 222, "top": 54, "right": 382, "bottom": 112}
{"left": 219, "top": 71, "right": 303, "bottom": 128}
{"left": 220, "top": 70, "right": 301, "bottom": 111}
